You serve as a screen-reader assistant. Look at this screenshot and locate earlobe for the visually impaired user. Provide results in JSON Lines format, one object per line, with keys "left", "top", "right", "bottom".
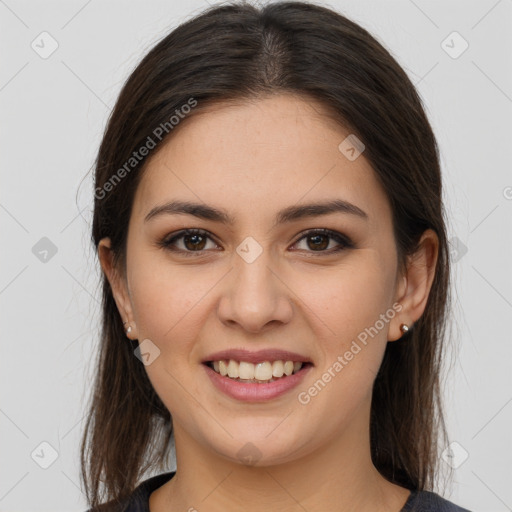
{"left": 389, "top": 229, "right": 439, "bottom": 341}
{"left": 98, "top": 237, "right": 137, "bottom": 339}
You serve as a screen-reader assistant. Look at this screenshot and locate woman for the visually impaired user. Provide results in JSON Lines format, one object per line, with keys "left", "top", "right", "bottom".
{"left": 81, "top": 1, "right": 471, "bottom": 511}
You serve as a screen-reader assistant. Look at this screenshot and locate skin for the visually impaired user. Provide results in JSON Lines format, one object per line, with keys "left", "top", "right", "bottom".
{"left": 98, "top": 94, "right": 438, "bottom": 512}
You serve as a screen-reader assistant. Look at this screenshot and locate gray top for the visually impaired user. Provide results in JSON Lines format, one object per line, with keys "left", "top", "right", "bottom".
{"left": 86, "top": 471, "right": 472, "bottom": 512}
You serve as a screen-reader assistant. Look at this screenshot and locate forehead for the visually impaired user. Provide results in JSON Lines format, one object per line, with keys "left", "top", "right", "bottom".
{"left": 132, "top": 94, "right": 391, "bottom": 229}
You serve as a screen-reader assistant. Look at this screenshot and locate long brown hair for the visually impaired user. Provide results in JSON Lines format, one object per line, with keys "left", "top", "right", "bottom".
{"left": 81, "top": 1, "right": 452, "bottom": 508}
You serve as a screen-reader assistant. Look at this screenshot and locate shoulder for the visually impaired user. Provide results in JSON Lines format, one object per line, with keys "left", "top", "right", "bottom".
{"left": 84, "top": 471, "right": 176, "bottom": 512}
{"left": 402, "top": 490, "right": 472, "bottom": 512}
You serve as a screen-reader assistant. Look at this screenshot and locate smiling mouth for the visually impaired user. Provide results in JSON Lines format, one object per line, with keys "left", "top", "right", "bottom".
{"left": 204, "top": 359, "right": 313, "bottom": 383}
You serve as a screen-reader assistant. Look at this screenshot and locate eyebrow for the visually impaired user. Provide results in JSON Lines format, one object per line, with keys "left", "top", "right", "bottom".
{"left": 144, "top": 199, "right": 368, "bottom": 226}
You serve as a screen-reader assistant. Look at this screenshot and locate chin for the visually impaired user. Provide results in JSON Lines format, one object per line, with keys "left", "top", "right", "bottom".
{"left": 206, "top": 428, "right": 313, "bottom": 468}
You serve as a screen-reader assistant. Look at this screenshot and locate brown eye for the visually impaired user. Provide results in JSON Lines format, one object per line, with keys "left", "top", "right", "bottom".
{"left": 293, "top": 229, "right": 353, "bottom": 254}
{"left": 159, "top": 228, "right": 354, "bottom": 258}
{"left": 306, "top": 233, "right": 329, "bottom": 251}
{"left": 160, "top": 229, "right": 218, "bottom": 256}
{"left": 182, "top": 233, "right": 207, "bottom": 251}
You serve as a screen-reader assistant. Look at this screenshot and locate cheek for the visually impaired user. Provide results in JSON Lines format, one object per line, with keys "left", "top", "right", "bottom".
{"left": 126, "top": 262, "right": 213, "bottom": 411}
{"left": 127, "top": 258, "right": 229, "bottom": 393}
{"left": 128, "top": 259, "right": 209, "bottom": 341}
{"left": 300, "top": 250, "right": 395, "bottom": 339}
{"left": 298, "top": 250, "right": 396, "bottom": 391}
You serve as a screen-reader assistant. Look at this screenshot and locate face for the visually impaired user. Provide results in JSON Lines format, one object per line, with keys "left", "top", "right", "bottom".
{"left": 101, "top": 94, "right": 417, "bottom": 467}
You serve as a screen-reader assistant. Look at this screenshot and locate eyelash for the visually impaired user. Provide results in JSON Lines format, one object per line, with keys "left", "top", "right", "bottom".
{"left": 158, "top": 228, "right": 354, "bottom": 258}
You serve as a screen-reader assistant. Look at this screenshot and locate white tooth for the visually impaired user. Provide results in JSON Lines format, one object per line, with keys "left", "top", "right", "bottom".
{"left": 227, "top": 359, "right": 239, "bottom": 378}
{"left": 283, "top": 361, "right": 294, "bottom": 376}
{"left": 219, "top": 360, "right": 228, "bottom": 376}
{"left": 213, "top": 361, "right": 220, "bottom": 372}
{"left": 272, "top": 360, "right": 284, "bottom": 378}
{"left": 239, "top": 361, "right": 255, "bottom": 379}
{"left": 254, "top": 361, "right": 273, "bottom": 380}
{"left": 293, "top": 362, "right": 303, "bottom": 373}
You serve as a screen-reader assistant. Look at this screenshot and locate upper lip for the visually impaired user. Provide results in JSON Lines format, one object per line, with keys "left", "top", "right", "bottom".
{"left": 203, "top": 348, "right": 313, "bottom": 365}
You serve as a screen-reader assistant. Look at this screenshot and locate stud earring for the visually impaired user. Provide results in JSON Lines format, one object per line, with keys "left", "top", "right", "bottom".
{"left": 400, "top": 323, "right": 409, "bottom": 334}
{"left": 123, "top": 322, "right": 132, "bottom": 335}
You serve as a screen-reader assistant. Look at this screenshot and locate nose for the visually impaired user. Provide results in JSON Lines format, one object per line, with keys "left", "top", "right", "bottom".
{"left": 217, "top": 247, "right": 294, "bottom": 333}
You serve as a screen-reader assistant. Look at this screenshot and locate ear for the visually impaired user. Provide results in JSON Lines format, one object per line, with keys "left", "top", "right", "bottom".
{"left": 97, "top": 237, "right": 137, "bottom": 339}
{"left": 389, "top": 229, "right": 439, "bottom": 341}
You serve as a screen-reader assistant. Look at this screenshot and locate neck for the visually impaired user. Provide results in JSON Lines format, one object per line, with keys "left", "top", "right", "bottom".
{"left": 150, "top": 399, "right": 410, "bottom": 512}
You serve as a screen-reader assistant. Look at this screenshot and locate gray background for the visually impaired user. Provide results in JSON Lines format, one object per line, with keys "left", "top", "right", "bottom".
{"left": 1, "top": 0, "right": 511, "bottom": 510}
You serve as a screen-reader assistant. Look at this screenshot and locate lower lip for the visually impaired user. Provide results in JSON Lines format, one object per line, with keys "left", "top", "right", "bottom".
{"left": 203, "top": 363, "right": 313, "bottom": 402}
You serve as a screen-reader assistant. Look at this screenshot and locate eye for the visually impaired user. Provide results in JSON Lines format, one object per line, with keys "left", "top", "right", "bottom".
{"left": 158, "top": 228, "right": 354, "bottom": 257}
{"left": 292, "top": 228, "right": 353, "bottom": 254}
{"left": 159, "top": 228, "right": 219, "bottom": 256}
